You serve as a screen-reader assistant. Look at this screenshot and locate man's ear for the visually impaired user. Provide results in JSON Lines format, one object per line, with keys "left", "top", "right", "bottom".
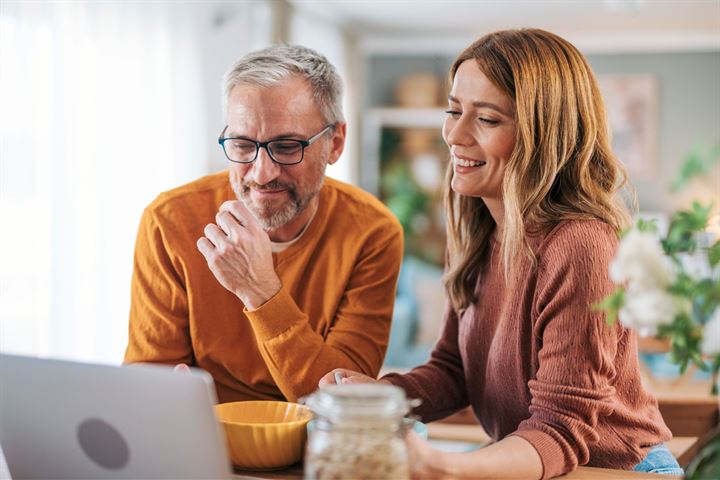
{"left": 327, "top": 122, "right": 347, "bottom": 165}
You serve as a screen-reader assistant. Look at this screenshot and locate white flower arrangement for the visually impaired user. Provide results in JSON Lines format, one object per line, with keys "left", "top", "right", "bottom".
{"left": 597, "top": 202, "right": 720, "bottom": 390}
{"left": 607, "top": 145, "right": 720, "bottom": 480}
{"left": 608, "top": 230, "right": 682, "bottom": 337}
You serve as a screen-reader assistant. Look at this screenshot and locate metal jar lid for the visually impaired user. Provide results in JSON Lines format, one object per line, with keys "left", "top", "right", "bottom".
{"left": 302, "top": 384, "right": 413, "bottom": 422}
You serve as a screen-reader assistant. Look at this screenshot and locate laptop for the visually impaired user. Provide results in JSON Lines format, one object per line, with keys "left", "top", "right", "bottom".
{"left": 0, "top": 354, "right": 232, "bottom": 479}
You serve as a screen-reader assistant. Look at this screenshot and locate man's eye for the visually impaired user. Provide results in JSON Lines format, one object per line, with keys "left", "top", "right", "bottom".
{"left": 272, "top": 142, "right": 302, "bottom": 154}
{"left": 231, "top": 141, "right": 256, "bottom": 152}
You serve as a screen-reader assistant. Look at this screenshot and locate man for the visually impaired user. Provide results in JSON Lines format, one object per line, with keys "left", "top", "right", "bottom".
{"left": 124, "top": 45, "right": 403, "bottom": 403}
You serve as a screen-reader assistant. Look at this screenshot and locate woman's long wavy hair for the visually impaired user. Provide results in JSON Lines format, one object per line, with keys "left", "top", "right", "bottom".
{"left": 443, "top": 29, "right": 635, "bottom": 312}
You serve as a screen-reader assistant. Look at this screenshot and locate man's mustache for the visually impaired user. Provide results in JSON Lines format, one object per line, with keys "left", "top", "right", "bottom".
{"left": 241, "top": 180, "right": 294, "bottom": 192}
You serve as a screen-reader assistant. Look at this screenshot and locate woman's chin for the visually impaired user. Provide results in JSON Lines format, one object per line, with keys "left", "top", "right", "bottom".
{"left": 451, "top": 178, "right": 484, "bottom": 198}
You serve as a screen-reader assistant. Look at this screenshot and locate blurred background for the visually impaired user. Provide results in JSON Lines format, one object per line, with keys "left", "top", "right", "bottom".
{"left": 1, "top": 0, "right": 718, "bottom": 368}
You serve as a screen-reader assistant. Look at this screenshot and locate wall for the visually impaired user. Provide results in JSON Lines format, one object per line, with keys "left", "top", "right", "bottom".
{"left": 366, "top": 55, "right": 452, "bottom": 108}
{"left": 586, "top": 51, "right": 720, "bottom": 213}
{"left": 197, "top": 1, "right": 274, "bottom": 173}
{"left": 290, "top": 8, "right": 356, "bottom": 184}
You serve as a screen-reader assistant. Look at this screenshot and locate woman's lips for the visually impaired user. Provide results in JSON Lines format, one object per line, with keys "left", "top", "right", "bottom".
{"left": 453, "top": 154, "right": 486, "bottom": 169}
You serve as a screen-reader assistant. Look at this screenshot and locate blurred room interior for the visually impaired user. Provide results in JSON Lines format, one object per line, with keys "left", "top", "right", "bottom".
{"left": 1, "top": 0, "right": 718, "bottom": 395}
{"left": 1, "top": 0, "right": 719, "bottom": 469}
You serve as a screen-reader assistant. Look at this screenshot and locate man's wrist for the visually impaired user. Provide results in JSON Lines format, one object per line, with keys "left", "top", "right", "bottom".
{"left": 238, "top": 278, "right": 282, "bottom": 310}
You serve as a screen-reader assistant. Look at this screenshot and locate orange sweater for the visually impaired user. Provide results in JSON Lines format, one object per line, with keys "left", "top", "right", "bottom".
{"left": 125, "top": 171, "right": 403, "bottom": 403}
{"left": 383, "top": 221, "right": 671, "bottom": 479}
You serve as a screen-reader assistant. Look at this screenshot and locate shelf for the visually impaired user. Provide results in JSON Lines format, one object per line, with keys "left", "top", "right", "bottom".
{"left": 365, "top": 107, "right": 446, "bottom": 129}
{"left": 361, "top": 107, "right": 445, "bottom": 195}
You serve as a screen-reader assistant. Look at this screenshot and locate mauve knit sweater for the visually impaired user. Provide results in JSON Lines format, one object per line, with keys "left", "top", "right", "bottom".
{"left": 383, "top": 220, "right": 671, "bottom": 479}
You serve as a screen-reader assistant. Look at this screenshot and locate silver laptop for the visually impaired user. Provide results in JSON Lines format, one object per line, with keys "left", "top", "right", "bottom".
{"left": 0, "top": 354, "right": 232, "bottom": 479}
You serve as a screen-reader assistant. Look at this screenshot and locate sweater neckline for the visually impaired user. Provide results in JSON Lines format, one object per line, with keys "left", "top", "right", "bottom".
{"left": 271, "top": 180, "right": 331, "bottom": 265}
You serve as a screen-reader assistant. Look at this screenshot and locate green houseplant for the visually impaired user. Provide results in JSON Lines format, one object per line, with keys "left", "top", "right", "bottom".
{"left": 596, "top": 145, "right": 720, "bottom": 479}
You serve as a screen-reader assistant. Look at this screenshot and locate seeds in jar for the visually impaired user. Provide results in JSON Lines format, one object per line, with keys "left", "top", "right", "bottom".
{"left": 305, "top": 429, "right": 409, "bottom": 480}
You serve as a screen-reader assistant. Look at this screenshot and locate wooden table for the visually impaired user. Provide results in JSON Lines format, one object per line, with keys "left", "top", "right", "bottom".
{"left": 233, "top": 464, "right": 682, "bottom": 479}
{"left": 232, "top": 409, "right": 688, "bottom": 480}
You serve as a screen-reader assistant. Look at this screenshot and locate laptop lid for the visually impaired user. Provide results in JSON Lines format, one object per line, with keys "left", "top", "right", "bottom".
{"left": 0, "top": 354, "right": 232, "bottom": 479}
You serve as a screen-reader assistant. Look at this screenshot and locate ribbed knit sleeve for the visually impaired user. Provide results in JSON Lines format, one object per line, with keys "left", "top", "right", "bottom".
{"left": 245, "top": 218, "right": 404, "bottom": 402}
{"left": 125, "top": 207, "right": 193, "bottom": 366}
{"left": 511, "top": 222, "right": 621, "bottom": 479}
{"left": 382, "top": 305, "right": 469, "bottom": 422}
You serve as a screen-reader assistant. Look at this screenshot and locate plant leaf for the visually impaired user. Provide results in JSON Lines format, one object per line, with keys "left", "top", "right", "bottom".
{"left": 635, "top": 218, "right": 658, "bottom": 234}
{"left": 671, "top": 143, "right": 720, "bottom": 192}
{"left": 709, "top": 240, "right": 720, "bottom": 267}
{"left": 591, "top": 287, "right": 625, "bottom": 326}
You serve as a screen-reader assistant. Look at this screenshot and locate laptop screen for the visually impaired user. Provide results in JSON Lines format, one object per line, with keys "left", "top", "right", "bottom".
{"left": 0, "top": 354, "right": 231, "bottom": 479}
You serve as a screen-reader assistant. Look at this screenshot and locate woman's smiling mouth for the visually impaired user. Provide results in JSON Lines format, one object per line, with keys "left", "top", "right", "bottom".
{"left": 453, "top": 154, "right": 486, "bottom": 168}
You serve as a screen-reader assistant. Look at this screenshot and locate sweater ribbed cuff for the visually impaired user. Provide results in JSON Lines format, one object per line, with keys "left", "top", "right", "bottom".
{"left": 244, "top": 288, "right": 304, "bottom": 341}
{"left": 510, "top": 429, "right": 567, "bottom": 480}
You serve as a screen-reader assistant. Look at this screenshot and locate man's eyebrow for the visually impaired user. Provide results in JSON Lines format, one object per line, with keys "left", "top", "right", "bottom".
{"left": 224, "top": 130, "right": 307, "bottom": 140}
{"left": 447, "top": 95, "right": 511, "bottom": 115}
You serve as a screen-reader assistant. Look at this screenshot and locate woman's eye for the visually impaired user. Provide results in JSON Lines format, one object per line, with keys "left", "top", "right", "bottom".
{"left": 478, "top": 117, "right": 499, "bottom": 125}
{"left": 444, "top": 110, "right": 461, "bottom": 118}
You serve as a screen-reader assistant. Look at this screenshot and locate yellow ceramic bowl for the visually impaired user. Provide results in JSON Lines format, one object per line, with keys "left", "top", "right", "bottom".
{"left": 214, "top": 401, "right": 311, "bottom": 470}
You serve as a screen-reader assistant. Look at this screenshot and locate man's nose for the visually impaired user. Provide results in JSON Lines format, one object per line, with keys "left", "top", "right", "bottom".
{"left": 251, "top": 147, "right": 282, "bottom": 185}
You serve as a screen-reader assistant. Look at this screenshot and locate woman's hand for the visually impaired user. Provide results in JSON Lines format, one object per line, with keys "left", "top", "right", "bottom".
{"left": 406, "top": 434, "right": 543, "bottom": 480}
{"left": 318, "top": 368, "right": 382, "bottom": 387}
{"left": 406, "top": 431, "right": 452, "bottom": 479}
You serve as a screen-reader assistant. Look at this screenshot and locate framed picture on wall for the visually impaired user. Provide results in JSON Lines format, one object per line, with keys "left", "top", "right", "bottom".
{"left": 597, "top": 74, "right": 658, "bottom": 178}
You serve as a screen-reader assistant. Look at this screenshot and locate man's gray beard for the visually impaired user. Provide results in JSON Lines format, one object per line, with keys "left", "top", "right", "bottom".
{"left": 230, "top": 165, "right": 326, "bottom": 230}
{"left": 238, "top": 188, "right": 303, "bottom": 230}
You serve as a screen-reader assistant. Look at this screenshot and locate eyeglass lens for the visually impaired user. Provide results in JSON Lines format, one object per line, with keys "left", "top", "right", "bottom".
{"left": 224, "top": 139, "right": 303, "bottom": 164}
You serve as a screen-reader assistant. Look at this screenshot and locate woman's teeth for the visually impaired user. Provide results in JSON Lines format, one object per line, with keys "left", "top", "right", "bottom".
{"left": 454, "top": 157, "right": 486, "bottom": 167}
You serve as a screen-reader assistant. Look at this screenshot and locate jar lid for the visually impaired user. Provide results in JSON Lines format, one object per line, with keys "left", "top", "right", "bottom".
{"left": 302, "top": 384, "right": 410, "bottom": 421}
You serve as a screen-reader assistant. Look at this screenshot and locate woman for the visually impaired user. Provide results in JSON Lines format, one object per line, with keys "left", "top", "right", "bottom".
{"left": 320, "top": 29, "right": 680, "bottom": 479}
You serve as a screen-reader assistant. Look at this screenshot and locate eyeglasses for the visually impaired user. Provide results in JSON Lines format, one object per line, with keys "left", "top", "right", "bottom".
{"left": 218, "top": 124, "right": 334, "bottom": 165}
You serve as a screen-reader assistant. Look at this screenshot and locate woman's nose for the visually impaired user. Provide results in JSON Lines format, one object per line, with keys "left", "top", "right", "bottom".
{"left": 444, "top": 116, "right": 474, "bottom": 147}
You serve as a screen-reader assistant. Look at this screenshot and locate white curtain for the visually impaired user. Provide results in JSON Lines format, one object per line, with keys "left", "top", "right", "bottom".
{"left": 0, "top": 1, "right": 208, "bottom": 364}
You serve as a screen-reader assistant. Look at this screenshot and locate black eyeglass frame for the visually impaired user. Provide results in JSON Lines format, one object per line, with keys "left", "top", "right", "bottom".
{"left": 218, "top": 124, "right": 335, "bottom": 165}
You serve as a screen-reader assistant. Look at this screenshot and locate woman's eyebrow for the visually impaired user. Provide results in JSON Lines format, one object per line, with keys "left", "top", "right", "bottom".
{"left": 447, "top": 95, "right": 510, "bottom": 115}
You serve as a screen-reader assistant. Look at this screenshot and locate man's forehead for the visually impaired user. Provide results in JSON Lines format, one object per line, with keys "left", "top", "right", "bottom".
{"left": 228, "top": 78, "right": 318, "bottom": 115}
{"left": 228, "top": 101, "right": 305, "bottom": 120}
{"left": 225, "top": 80, "right": 324, "bottom": 137}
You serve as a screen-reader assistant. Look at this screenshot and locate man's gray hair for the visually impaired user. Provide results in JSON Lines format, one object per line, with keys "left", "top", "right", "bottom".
{"left": 223, "top": 44, "right": 344, "bottom": 124}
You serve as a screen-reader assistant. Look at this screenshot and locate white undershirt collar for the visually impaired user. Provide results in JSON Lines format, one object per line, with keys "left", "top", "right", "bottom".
{"left": 269, "top": 208, "right": 317, "bottom": 253}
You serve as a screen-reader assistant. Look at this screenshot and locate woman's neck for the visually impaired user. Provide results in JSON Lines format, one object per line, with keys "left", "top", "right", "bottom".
{"left": 484, "top": 197, "right": 504, "bottom": 240}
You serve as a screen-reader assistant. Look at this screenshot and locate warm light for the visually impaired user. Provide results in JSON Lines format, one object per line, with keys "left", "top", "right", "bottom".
{"left": 708, "top": 215, "right": 720, "bottom": 241}
{"left": 0, "top": 3, "right": 207, "bottom": 364}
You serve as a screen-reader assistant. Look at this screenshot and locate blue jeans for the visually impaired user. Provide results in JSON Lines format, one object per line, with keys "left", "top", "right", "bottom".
{"left": 632, "top": 444, "right": 684, "bottom": 475}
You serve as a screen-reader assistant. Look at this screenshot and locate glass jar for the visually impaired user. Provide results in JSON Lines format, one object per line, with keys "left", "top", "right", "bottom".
{"left": 302, "top": 383, "right": 413, "bottom": 480}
